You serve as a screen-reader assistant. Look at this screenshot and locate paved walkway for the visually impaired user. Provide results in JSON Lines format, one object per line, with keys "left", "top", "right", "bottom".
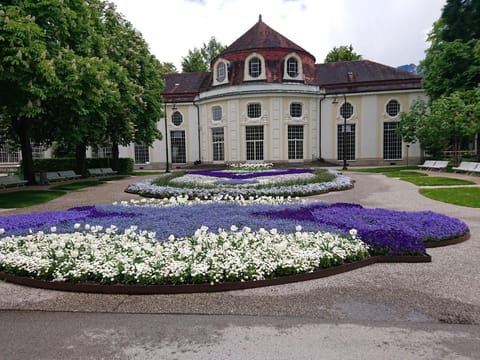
{"left": 0, "top": 171, "right": 479, "bottom": 359}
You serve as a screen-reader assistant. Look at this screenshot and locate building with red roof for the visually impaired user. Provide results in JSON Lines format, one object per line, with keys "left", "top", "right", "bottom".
{"left": 140, "top": 16, "right": 425, "bottom": 167}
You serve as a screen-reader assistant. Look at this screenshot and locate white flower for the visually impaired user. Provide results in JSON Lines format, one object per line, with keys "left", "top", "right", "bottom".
{"left": 295, "top": 225, "right": 302, "bottom": 232}
{"left": 349, "top": 229, "right": 358, "bottom": 237}
{"left": 0, "top": 228, "right": 4, "bottom": 235}
{"left": 74, "top": 223, "right": 81, "bottom": 230}
{"left": 50, "top": 226, "right": 57, "bottom": 233}
{"left": 230, "top": 225, "right": 238, "bottom": 232}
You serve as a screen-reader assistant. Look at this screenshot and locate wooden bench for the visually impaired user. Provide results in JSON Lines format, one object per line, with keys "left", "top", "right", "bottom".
{"left": 0, "top": 175, "right": 28, "bottom": 188}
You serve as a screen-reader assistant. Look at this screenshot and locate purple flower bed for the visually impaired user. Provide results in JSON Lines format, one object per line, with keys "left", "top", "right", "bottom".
{"left": 0, "top": 203, "right": 329, "bottom": 240}
{"left": 0, "top": 202, "right": 467, "bottom": 256}
{"left": 256, "top": 203, "right": 469, "bottom": 255}
{"left": 186, "top": 168, "right": 313, "bottom": 180}
{"left": 0, "top": 206, "right": 133, "bottom": 233}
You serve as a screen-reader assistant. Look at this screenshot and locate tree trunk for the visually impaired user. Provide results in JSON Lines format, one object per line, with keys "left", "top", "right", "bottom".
{"left": 111, "top": 142, "right": 119, "bottom": 171}
{"left": 15, "top": 118, "right": 37, "bottom": 185}
{"left": 75, "top": 143, "right": 87, "bottom": 177}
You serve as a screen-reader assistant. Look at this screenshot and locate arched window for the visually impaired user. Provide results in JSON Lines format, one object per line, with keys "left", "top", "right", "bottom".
{"left": 386, "top": 99, "right": 400, "bottom": 117}
{"left": 216, "top": 62, "right": 226, "bottom": 82}
{"left": 287, "top": 57, "right": 298, "bottom": 77}
{"left": 249, "top": 57, "right": 262, "bottom": 78}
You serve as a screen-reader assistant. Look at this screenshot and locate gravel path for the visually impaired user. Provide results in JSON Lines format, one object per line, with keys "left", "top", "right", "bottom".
{"left": 0, "top": 171, "right": 479, "bottom": 325}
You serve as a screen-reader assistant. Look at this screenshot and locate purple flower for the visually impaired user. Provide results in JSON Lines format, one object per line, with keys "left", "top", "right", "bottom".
{"left": 186, "top": 168, "right": 313, "bottom": 180}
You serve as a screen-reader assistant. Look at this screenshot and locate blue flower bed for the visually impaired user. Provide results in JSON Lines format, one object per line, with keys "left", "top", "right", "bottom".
{"left": 256, "top": 203, "right": 469, "bottom": 255}
{"left": 0, "top": 202, "right": 468, "bottom": 256}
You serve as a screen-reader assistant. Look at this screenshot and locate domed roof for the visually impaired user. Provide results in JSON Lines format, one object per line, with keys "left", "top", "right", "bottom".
{"left": 222, "top": 15, "right": 314, "bottom": 60}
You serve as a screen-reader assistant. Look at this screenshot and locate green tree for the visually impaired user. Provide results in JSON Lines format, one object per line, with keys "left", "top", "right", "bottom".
{"left": 0, "top": 3, "right": 58, "bottom": 184}
{"left": 402, "top": 90, "right": 480, "bottom": 161}
{"left": 181, "top": 37, "right": 226, "bottom": 72}
{"left": 419, "top": 39, "right": 480, "bottom": 100}
{"left": 398, "top": 98, "right": 428, "bottom": 145}
{"left": 324, "top": 44, "right": 362, "bottom": 63}
{"left": 439, "top": 0, "right": 480, "bottom": 42}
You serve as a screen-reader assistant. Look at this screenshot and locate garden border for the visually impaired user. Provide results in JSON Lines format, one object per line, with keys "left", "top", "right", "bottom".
{"left": 0, "top": 254, "right": 431, "bottom": 295}
{"left": 423, "top": 232, "right": 470, "bottom": 248}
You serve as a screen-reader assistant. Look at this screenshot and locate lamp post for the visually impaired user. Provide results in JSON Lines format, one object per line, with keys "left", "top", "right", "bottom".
{"left": 164, "top": 102, "right": 170, "bottom": 173}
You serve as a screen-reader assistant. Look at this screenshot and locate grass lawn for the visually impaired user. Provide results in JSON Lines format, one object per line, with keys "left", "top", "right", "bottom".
{"left": 349, "top": 166, "right": 419, "bottom": 173}
{"left": 399, "top": 176, "right": 475, "bottom": 186}
{"left": 50, "top": 180, "right": 106, "bottom": 191}
{"left": 420, "top": 187, "right": 480, "bottom": 208}
{"left": 0, "top": 190, "right": 66, "bottom": 208}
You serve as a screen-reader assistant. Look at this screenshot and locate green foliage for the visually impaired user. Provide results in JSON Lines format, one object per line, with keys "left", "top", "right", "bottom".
{"left": 439, "top": 0, "right": 480, "bottom": 42}
{"left": 324, "top": 44, "right": 362, "bottom": 63}
{"left": 398, "top": 98, "right": 428, "bottom": 144}
{"left": 181, "top": 37, "right": 226, "bottom": 72}
{"left": 420, "top": 40, "right": 480, "bottom": 100}
{"left": 116, "top": 157, "right": 134, "bottom": 175}
{"left": 31, "top": 158, "right": 77, "bottom": 172}
{"left": 0, "top": 0, "right": 164, "bottom": 184}
{"left": 181, "top": 49, "right": 208, "bottom": 72}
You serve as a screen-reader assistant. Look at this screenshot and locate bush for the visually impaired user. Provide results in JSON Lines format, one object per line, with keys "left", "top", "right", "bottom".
{"left": 30, "top": 157, "right": 134, "bottom": 175}
{"left": 31, "top": 158, "right": 76, "bottom": 172}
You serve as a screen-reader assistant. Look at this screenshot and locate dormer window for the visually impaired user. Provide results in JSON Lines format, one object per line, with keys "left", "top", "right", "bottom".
{"left": 244, "top": 53, "right": 266, "bottom": 81}
{"left": 216, "top": 62, "right": 226, "bottom": 82}
{"left": 213, "top": 59, "right": 230, "bottom": 86}
{"left": 283, "top": 53, "right": 303, "bottom": 81}
{"left": 287, "top": 58, "right": 298, "bottom": 77}
{"left": 249, "top": 57, "right": 262, "bottom": 78}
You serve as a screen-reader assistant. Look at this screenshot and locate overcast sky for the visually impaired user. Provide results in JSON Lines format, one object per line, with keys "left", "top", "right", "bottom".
{"left": 110, "top": 0, "right": 446, "bottom": 70}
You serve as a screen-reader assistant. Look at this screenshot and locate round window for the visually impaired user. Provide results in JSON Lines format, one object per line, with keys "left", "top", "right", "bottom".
{"left": 340, "top": 102, "right": 354, "bottom": 120}
{"left": 386, "top": 100, "right": 400, "bottom": 117}
{"left": 171, "top": 111, "right": 183, "bottom": 126}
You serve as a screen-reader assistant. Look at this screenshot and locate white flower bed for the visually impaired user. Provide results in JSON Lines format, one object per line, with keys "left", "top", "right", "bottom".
{"left": 170, "top": 172, "right": 315, "bottom": 186}
{"left": 127, "top": 170, "right": 353, "bottom": 199}
{"left": 228, "top": 162, "right": 274, "bottom": 171}
{"left": 0, "top": 225, "right": 368, "bottom": 285}
{"left": 114, "top": 194, "right": 302, "bottom": 208}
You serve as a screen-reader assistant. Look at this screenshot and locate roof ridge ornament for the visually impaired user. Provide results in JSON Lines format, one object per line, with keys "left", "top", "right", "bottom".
{"left": 259, "top": 14, "right": 262, "bottom": 22}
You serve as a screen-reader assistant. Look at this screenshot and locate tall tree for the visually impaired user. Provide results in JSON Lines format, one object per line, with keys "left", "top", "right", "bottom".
{"left": 324, "top": 44, "right": 362, "bottom": 63}
{"left": 439, "top": 0, "right": 480, "bottom": 42}
{"left": 181, "top": 37, "right": 226, "bottom": 72}
{"left": 0, "top": 3, "right": 58, "bottom": 184}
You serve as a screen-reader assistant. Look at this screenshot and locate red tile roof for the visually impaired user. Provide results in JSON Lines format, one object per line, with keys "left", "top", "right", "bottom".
{"left": 222, "top": 16, "right": 314, "bottom": 60}
{"left": 162, "top": 20, "right": 422, "bottom": 101}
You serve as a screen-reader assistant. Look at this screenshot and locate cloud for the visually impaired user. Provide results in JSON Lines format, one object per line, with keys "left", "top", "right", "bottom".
{"left": 110, "top": 0, "right": 445, "bottom": 69}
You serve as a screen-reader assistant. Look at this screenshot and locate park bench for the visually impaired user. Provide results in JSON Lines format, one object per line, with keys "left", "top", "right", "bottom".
{"left": 58, "top": 170, "right": 82, "bottom": 179}
{"left": 418, "top": 160, "right": 449, "bottom": 171}
{"left": 0, "top": 175, "right": 28, "bottom": 188}
{"left": 452, "top": 162, "right": 480, "bottom": 175}
{"left": 100, "top": 167, "right": 118, "bottom": 175}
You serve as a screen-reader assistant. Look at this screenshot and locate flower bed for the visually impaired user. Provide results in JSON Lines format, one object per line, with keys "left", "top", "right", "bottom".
{"left": 0, "top": 197, "right": 469, "bottom": 289}
{"left": 126, "top": 169, "right": 353, "bottom": 199}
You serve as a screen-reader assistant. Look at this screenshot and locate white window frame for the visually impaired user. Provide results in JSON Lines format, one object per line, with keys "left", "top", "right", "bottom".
{"left": 244, "top": 53, "right": 266, "bottom": 81}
